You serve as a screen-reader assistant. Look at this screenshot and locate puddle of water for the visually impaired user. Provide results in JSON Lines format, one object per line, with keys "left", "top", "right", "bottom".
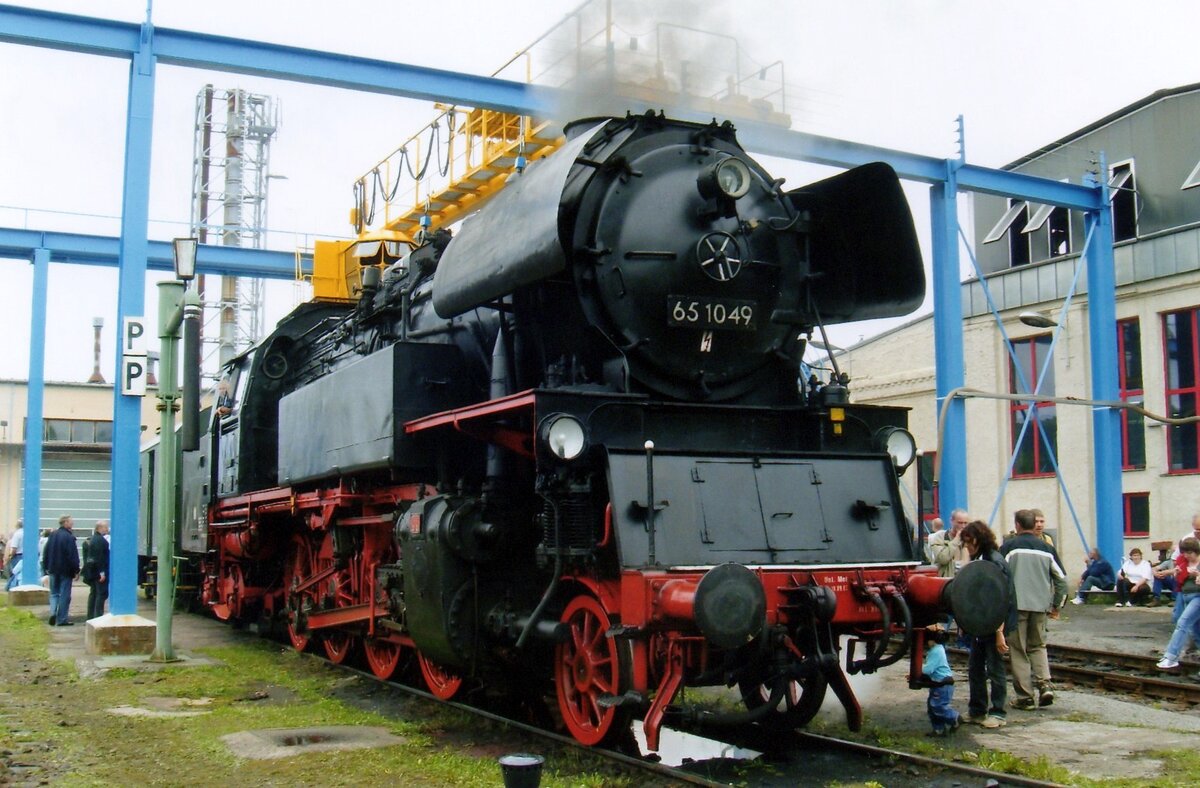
{"left": 632, "top": 721, "right": 761, "bottom": 767}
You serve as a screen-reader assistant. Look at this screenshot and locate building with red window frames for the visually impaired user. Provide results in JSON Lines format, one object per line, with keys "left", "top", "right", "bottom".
{"left": 821, "top": 83, "right": 1200, "bottom": 577}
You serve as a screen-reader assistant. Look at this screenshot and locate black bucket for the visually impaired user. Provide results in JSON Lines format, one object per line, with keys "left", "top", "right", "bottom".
{"left": 498, "top": 753, "right": 544, "bottom": 788}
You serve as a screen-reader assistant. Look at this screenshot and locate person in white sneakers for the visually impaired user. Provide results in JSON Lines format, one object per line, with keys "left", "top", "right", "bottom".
{"left": 1157, "top": 537, "right": 1200, "bottom": 670}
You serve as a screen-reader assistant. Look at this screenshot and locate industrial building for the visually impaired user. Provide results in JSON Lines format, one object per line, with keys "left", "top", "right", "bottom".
{"left": 0, "top": 378, "right": 160, "bottom": 545}
{"left": 841, "top": 83, "right": 1200, "bottom": 570}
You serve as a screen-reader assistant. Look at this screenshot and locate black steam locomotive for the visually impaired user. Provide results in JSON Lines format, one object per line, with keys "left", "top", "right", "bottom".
{"left": 155, "top": 112, "right": 1003, "bottom": 750}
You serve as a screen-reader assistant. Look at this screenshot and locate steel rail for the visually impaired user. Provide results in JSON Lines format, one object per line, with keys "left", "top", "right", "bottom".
{"left": 318, "top": 657, "right": 726, "bottom": 788}
{"left": 795, "top": 731, "right": 1067, "bottom": 788}
{"left": 314, "top": 641, "right": 1071, "bottom": 787}
{"left": 947, "top": 643, "right": 1200, "bottom": 705}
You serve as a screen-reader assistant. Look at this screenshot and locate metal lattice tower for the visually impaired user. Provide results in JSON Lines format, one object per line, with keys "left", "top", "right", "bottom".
{"left": 189, "top": 85, "right": 281, "bottom": 377}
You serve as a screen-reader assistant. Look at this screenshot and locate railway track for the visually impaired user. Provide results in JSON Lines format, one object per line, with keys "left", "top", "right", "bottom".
{"left": 1045, "top": 644, "right": 1200, "bottom": 704}
{"left": 309, "top": 645, "right": 1062, "bottom": 787}
{"left": 949, "top": 644, "right": 1200, "bottom": 705}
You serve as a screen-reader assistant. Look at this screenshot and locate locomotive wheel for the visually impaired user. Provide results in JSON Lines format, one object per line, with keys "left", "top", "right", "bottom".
{"left": 363, "top": 638, "right": 405, "bottom": 680}
{"left": 737, "top": 670, "right": 828, "bottom": 729}
{"left": 323, "top": 630, "right": 356, "bottom": 664}
{"left": 284, "top": 536, "right": 315, "bottom": 653}
{"left": 417, "top": 652, "right": 464, "bottom": 700}
{"left": 554, "top": 595, "right": 633, "bottom": 746}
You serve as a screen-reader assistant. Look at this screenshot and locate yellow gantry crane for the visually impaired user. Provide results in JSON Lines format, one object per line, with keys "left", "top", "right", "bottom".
{"left": 308, "top": 0, "right": 793, "bottom": 302}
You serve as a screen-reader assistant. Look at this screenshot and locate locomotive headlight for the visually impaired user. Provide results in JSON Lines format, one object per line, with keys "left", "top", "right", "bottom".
{"left": 539, "top": 414, "right": 587, "bottom": 461}
{"left": 875, "top": 426, "right": 917, "bottom": 473}
{"left": 698, "top": 157, "right": 752, "bottom": 200}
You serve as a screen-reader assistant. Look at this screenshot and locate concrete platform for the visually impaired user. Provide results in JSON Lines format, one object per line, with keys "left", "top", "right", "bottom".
{"left": 85, "top": 613, "right": 157, "bottom": 656}
{"left": 7, "top": 584, "right": 49, "bottom": 606}
{"left": 11, "top": 579, "right": 245, "bottom": 670}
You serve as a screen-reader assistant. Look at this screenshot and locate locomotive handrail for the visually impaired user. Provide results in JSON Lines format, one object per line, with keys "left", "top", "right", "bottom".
{"left": 403, "top": 389, "right": 536, "bottom": 433}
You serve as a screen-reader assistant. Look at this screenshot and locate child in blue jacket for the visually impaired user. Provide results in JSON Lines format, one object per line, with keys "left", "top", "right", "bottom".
{"left": 921, "top": 625, "right": 960, "bottom": 736}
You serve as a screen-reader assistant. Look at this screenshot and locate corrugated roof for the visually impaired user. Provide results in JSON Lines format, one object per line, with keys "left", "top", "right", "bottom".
{"left": 1004, "top": 82, "right": 1200, "bottom": 171}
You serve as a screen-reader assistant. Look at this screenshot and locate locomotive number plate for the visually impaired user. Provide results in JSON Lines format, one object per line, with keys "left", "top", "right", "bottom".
{"left": 667, "top": 296, "right": 757, "bottom": 331}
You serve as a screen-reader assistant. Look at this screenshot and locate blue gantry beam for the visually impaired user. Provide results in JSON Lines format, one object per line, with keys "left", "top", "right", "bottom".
{"left": 0, "top": 229, "right": 310, "bottom": 278}
{"left": 0, "top": 2, "right": 1122, "bottom": 609}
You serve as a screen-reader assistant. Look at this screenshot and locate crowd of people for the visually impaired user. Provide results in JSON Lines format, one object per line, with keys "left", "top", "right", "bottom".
{"left": 918, "top": 507, "right": 1200, "bottom": 737}
{"left": 3, "top": 515, "right": 111, "bottom": 625}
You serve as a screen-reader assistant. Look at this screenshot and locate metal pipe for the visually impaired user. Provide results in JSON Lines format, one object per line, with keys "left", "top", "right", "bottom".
{"left": 644, "top": 439, "right": 657, "bottom": 566}
{"left": 150, "top": 279, "right": 184, "bottom": 663}
{"left": 180, "top": 293, "right": 201, "bottom": 451}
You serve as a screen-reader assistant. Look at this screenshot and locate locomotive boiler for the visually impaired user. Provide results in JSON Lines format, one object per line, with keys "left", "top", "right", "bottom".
{"left": 166, "top": 111, "right": 1005, "bottom": 750}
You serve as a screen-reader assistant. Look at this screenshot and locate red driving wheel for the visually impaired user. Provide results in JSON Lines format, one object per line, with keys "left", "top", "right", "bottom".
{"left": 417, "top": 652, "right": 464, "bottom": 700}
{"left": 363, "top": 638, "right": 405, "bottom": 680}
{"left": 323, "top": 630, "right": 356, "bottom": 664}
{"left": 554, "top": 594, "right": 632, "bottom": 746}
{"left": 284, "top": 535, "right": 315, "bottom": 652}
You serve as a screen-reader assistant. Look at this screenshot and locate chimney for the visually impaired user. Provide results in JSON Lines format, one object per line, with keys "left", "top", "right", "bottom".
{"left": 146, "top": 350, "right": 159, "bottom": 387}
{"left": 87, "top": 317, "right": 105, "bottom": 384}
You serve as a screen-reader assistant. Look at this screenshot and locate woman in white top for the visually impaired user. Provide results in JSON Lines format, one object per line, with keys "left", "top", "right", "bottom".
{"left": 1115, "top": 548, "right": 1155, "bottom": 606}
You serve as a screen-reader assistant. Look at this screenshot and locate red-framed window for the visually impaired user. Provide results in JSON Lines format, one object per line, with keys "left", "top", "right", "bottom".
{"left": 1163, "top": 308, "right": 1200, "bottom": 472}
{"left": 1009, "top": 335, "right": 1057, "bottom": 477}
{"left": 1117, "top": 318, "right": 1145, "bottom": 469}
{"left": 1123, "top": 492, "right": 1150, "bottom": 537}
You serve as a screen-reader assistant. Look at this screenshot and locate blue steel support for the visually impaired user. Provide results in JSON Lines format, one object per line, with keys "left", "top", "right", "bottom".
{"left": 0, "top": 2, "right": 1121, "bottom": 575}
{"left": 1084, "top": 192, "right": 1123, "bottom": 566}
{"left": 19, "top": 247, "right": 49, "bottom": 587}
{"left": 108, "top": 21, "right": 156, "bottom": 617}
{"left": 931, "top": 164, "right": 967, "bottom": 523}
{"left": 0, "top": 228, "right": 308, "bottom": 279}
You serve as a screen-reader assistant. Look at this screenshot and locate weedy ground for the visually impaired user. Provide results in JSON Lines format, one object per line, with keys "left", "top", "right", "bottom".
{"left": 0, "top": 600, "right": 651, "bottom": 787}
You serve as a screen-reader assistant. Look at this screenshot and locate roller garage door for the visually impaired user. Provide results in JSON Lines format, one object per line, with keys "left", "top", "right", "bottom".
{"left": 21, "top": 454, "right": 112, "bottom": 541}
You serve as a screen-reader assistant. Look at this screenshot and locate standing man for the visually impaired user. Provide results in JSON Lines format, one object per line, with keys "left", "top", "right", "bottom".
{"left": 83, "top": 520, "right": 111, "bottom": 619}
{"left": 4, "top": 519, "right": 23, "bottom": 591}
{"left": 928, "top": 509, "right": 970, "bottom": 578}
{"left": 1000, "top": 509, "right": 1068, "bottom": 710}
{"left": 43, "top": 515, "right": 80, "bottom": 626}
{"left": 1032, "top": 509, "right": 1056, "bottom": 549}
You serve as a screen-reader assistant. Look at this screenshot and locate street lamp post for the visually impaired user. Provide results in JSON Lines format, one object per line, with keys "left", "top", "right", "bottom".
{"left": 149, "top": 238, "right": 198, "bottom": 663}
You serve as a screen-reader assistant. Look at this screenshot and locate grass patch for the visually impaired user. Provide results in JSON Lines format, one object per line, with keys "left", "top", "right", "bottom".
{"left": 0, "top": 605, "right": 650, "bottom": 787}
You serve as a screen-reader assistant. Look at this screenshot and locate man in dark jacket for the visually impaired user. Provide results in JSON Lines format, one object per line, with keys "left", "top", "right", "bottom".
{"left": 1000, "top": 509, "right": 1068, "bottom": 710}
{"left": 83, "top": 520, "right": 110, "bottom": 620}
{"left": 43, "top": 514, "right": 80, "bottom": 626}
{"left": 1070, "top": 547, "right": 1115, "bottom": 604}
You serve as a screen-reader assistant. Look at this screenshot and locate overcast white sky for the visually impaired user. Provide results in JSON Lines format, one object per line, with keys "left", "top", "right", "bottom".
{"left": 0, "top": 0, "right": 1197, "bottom": 381}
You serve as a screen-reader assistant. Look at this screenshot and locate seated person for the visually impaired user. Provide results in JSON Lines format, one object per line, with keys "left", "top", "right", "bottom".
{"left": 1115, "top": 548, "right": 1154, "bottom": 606}
{"left": 1070, "top": 547, "right": 1115, "bottom": 604}
{"left": 1151, "top": 552, "right": 1178, "bottom": 606}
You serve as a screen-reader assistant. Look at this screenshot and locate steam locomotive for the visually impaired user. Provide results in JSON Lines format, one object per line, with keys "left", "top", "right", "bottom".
{"left": 150, "top": 112, "right": 1005, "bottom": 750}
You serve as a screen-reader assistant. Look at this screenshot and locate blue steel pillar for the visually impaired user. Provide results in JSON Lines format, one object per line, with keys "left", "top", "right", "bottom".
{"left": 109, "top": 21, "right": 157, "bottom": 616}
{"left": 19, "top": 247, "right": 50, "bottom": 586}
{"left": 931, "top": 164, "right": 967, "bottom": 523}
{"left": 1084, "top": 190, "right": 1122, "bottom": 565}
